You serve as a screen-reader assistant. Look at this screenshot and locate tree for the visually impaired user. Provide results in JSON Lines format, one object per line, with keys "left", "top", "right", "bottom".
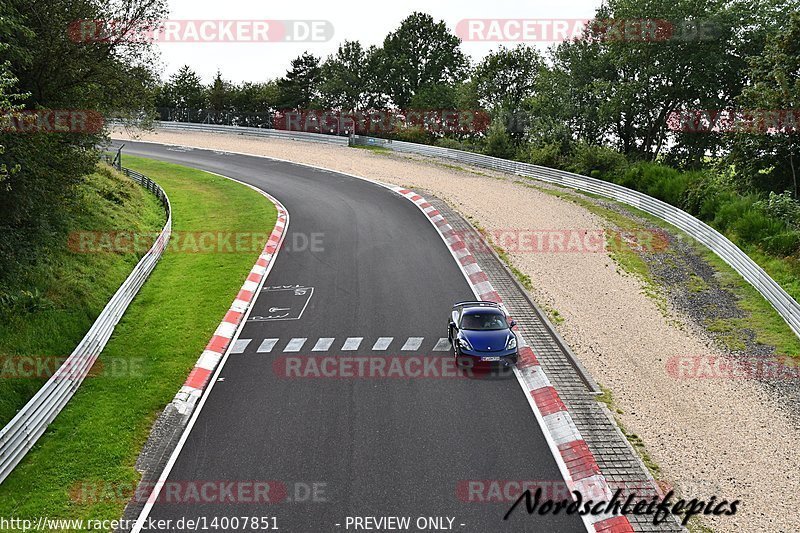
{"left": 534, "top": 0, "right": 786, "bottom": 165}
{"left": 0, "top": 0, "right": 167, "bottom": 281}
{"left": 0, "top": 60, "right": 25, "bottom": 189}
{"left": 229, "top": 80, "right": 279, "bottom": 126}
{"left": 157, "top": 66, "right": 206, "bottom": 117}
{"left": 379, "top": 12, "right": 468, "bottom": 109}
{"left": 728, "top": 11, "right": 800, "bottom": 196}
{"left": 276, "top": 52, "right": 322, "bottom": 110}
{"left": 474, "top": 45, "right": 543, "bottom": 114}
{"left": 319, "top": 41, "right": 371, "bottom": 111}
{"left": 207, "top": 70, "right": 233, "bottom": 119}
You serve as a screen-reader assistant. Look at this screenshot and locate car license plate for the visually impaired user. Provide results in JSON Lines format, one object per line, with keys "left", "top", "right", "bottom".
{"left": 482, "top": 356, "right": 500, "bottom": 362}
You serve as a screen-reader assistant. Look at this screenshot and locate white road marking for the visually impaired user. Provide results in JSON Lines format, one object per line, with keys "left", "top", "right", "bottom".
{"left": 257, "top": 338, "right": 279, "bottom": 353}
{"left": 312, "top": 338, "right": 335, "bottom": 351}
{"left": 372, "top": 337, "right": 393, "bottom": 350}
{"left": 432, "top": 338, "right": 450, "bottom": 351}
{"left": 284, "top": 338, "right": 307, "bottom": 352}
{"left": 401, "top": 337, "right": 424, "bottom": 351}
{"left": 230, "top": 339, "right": 251, "bottom": 354}
{"left": 341, "top": 337, "right": 363, "bottom": 350}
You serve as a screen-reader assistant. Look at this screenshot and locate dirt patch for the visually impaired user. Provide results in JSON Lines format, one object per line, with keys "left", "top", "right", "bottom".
{"left": 112, "top": 127, "right": 800, "bottom": 532}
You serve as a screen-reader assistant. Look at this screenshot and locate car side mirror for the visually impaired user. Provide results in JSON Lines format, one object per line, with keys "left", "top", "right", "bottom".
{"left": 509, "top": 319, "right": 517, "bottom": 328}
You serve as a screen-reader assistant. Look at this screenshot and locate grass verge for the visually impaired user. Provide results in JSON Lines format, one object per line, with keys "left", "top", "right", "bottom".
{"left": 0, "top": 164, "right": 165, "bottom": 427}
{"left": 526, "top": 181, "right": 800, "bottom": 356}
{"left": 0, "top": 155, "right": 277, "bottom": 524}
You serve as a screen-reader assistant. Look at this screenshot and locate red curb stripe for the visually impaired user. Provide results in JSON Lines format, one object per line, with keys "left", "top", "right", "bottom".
{"left": 256, "top": 258, "right": 269, "bottom": 267}
{"left": 247, "top": 272, "right": 262, "bottom": 283}
{"left": 395, "top": 186, "right": 632, "bottom": 533}
{"left": 206, "top": 335, "right": 230, "bottom": 354}
{"left": 530, "top": 386, "right": 568, "bottom": 417}
{"left": 517, "top": 347, "right": 539, "bottom": 367}
{"left": 559, "top": 440, "right": 601, "bottom": 481}
{"left": 185, "top": 367, "right": 212, "bottom": 389}
{"left": 593, "top": 516, "right": 635, "bottom": 533}
{"left": 469, "top": 271, "right": 489, "bottom": 284}
{"left": 481, "top": 290, "right": 502, "bottom": 303}
{"left": 236, "top": 289, "right": 254, "bottom": 302}
{"left": 223, "top": 310, "right": 244, "bottom": 325}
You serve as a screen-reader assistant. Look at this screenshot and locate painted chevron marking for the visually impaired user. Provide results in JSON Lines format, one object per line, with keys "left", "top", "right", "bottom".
{"left": 230, "top": 338, "right": 251, "bottom": 354}
{"left": 401, "top": 337, "right": 424, "bottom": 351}
{"left": 432, "top": 338, "right": 451, "bottom": 351}
{"left": 372, "top": 337, "right": 393, "bottom": 350}
{"left": 341, "top": 337, "right": 363, "bottom": 351}
{"left": 312, "top": 338, "right": 335, "bottom": 351}
{"left": 284, "top": 338, "right": 307, "bottom": 352}
{"left": 257, "top": 338, "right": 279, "bottom": 353}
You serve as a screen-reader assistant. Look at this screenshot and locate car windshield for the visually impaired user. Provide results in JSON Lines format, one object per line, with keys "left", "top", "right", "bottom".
{"left": 460, "top": 312, "right": 507, "bottom": 331}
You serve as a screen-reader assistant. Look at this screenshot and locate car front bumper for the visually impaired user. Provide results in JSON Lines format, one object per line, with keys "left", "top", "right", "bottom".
{"left": 455, "top": 346, "right": 518, "bottom": 366}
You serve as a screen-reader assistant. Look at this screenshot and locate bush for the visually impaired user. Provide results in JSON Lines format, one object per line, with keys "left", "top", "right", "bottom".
{"left": 435, "top": 137, "right": 483, "bottom": 153}
{"left": 389, "top": 124, "right": 433, "bottom": 144}
{"left": 754, "top": 191, "right": 800, "bottom": 230}
{"left": 522, "top": 142, "right": 568, "bottom": 169}
{"left": 567, "top": 142, "right": 629, "bottom": 179}
{"left": 618, "top": 162, "right": 703, "bottom": 207}
{"left": 483, "top": 119, "right": 517, "bottom": 159}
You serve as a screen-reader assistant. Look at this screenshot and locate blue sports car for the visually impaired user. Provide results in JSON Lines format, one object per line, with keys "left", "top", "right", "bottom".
{"left": 448, "top": 301, "right": 518, "bottom": 368}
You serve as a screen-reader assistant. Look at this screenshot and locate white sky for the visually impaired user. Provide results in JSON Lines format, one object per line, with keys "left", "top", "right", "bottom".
{"left": 157, "top": 0, "right": 603, "bottom": 83}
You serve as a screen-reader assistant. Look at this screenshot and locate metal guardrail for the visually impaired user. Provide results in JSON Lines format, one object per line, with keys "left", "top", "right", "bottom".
{"left": 154, "top": 121, "right": 349, "bottom": 146}
{"left": 381, "top": 138, "right": 800, "bottom": 340}
{"left": 0, "top": 161, "right": 171, "bottom": 484}
{"left": 146, "top": 121, "right": 800, "bottom": 340}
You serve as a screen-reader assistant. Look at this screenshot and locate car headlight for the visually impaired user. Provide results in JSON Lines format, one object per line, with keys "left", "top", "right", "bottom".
{"left": 458, "top": 337, "right": 473, "bottom": 351}
{"left": 506, "top": 335, "right": 517, "bottom": 350}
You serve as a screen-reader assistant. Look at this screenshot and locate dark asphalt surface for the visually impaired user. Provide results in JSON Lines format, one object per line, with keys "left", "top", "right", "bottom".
{"left": 112, "top": 140, "right": 585, "bottom": 533}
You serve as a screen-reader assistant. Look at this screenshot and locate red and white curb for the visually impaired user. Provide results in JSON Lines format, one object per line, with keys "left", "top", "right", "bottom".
{"left": 172, "top": 192, "right": 288, "bottom": 416}
{"left": 393, "top": 187, "right": 634, "bottom": 533}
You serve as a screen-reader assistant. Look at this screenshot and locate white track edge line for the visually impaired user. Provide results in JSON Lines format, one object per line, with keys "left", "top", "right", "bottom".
{"left": 131, "top": 171, "right": 289, "bottom": 533}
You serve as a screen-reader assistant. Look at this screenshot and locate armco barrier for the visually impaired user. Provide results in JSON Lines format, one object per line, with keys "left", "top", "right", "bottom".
{"left": 155, "top": 121, "right": 349, "bottom": 146}
{"left": 146, "top": 121, "right": 800, "bottom": 341}
{"left": 382, "top": 138, "right": 800, "bottom": 340}
{"left": 0, "top": 163, "right": 171, "bottom": 484}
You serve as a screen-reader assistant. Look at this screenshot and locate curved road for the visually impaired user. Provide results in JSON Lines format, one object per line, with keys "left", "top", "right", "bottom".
{"left": 113, "top": 140, "right": 584, "bottom": 533}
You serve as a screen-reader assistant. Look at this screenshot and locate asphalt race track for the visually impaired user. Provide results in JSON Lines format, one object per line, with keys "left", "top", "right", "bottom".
{"left": 112, "top": 140, "right": 585, "bottom": 533}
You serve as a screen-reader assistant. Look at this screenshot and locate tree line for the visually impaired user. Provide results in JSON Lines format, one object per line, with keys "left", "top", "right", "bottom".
{"left": 1, "top": 0, "right": 799, "bottom": 291}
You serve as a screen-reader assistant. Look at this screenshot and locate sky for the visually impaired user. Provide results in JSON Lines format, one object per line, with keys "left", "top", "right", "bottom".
{"left": 155, "top": 0, "right": 603, "bottom": 84}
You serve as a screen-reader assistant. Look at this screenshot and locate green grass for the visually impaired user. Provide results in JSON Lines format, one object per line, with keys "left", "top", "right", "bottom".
{"left": 0, "top": 155, "right": 277, "bottom": 524}
{"left": 524, "top": 183, "right": 669, "bottom": 316}
{"left": 351, "top": 144, "right": 391, "bottom": 153}
{"left": 597, "top": 385, "right": 661, "bottom": 477}
{"left": 0, "top": 164, "right": 165, "bottom": 427}
{"left": 525, "top": 180, "right": 800, "bottom": 356}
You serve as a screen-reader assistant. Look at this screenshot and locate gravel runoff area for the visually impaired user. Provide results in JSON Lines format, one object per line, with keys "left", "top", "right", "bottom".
{"left": 112, "top": 128, "right": 800, "bottom": 532}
